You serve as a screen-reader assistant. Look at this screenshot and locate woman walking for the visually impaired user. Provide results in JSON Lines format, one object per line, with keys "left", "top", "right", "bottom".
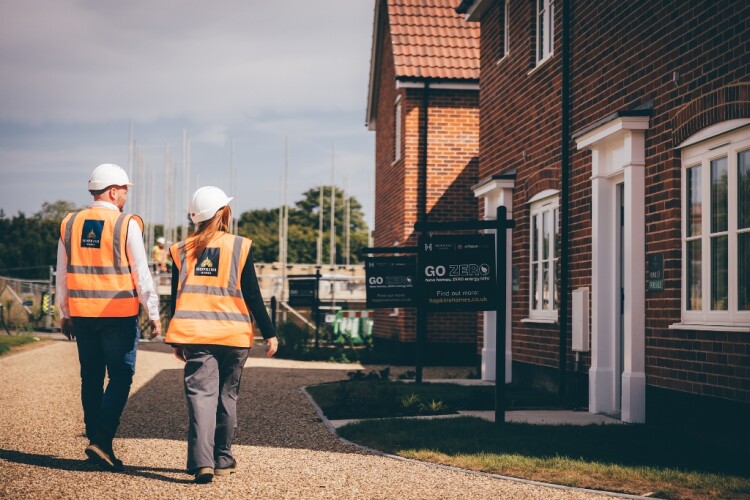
{"left": 166, "top": 186, "right": 277, "bottom": 484}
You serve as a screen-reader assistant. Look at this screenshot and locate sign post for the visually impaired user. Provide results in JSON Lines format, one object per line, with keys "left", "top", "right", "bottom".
{"left": 288, "top": 273, "right": 321, "bottom": 347}
{"left": 413, "top": 206, "right": 514, "bottom": 426}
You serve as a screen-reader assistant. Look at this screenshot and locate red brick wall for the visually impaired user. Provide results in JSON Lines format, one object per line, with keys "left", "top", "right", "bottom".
{"left": 477, "top": 0, "right": 564, "bottom": 370}
{"left": 572, "top": 0, "right": 750, "bottom": 403}
{"left": 371, "top": 17, "right": 481, "bottom": 350}
{"left": 476, "top": 0, "right": 750, "bottom": 402}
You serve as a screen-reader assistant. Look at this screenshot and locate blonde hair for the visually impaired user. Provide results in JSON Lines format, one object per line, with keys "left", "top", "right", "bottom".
{"left": 188, "top": 205, "right": 231, "bottom": 258}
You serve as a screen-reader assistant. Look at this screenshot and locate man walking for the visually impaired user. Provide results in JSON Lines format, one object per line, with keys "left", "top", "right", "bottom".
{"left": 56, "top": 163, "right": 161, "bottom": 471}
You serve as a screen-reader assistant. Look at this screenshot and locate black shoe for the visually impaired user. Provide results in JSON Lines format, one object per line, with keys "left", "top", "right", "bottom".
{"left": 194, "top": 467, "right": 214, "bottom": 484}
{"left": 85, "top": 443, "right": 124, "bottom": 472}
{"left": 215, "top": 459, "right": 237, "bottom": 477}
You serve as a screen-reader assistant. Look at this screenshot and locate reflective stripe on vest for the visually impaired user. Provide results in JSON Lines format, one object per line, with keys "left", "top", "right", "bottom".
{"left": 165, "top": 233, "right": 254, "bottom": 348}
{"left": 60, "top": 208, "right": 142, "bottom": 317}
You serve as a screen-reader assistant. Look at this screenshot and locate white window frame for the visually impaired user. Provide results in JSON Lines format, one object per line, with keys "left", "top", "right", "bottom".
{"left": 535, "top": 0, "right": 554, "bottom": 66}
{"left": 502, "top": 0, "right": 510, "bottom": 59}
{"left": 528, "top": 190, "right": 559, "bottom": 320}
{"left": 680, "top": 124, "right": 750, "bottom": 327}
{"left": 393, "top": 96, "right": 402, "bottom": 163}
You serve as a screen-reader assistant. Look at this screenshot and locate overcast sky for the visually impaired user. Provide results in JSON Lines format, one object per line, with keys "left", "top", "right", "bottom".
{"left": 0, "top": 0, "right": 376, "bottom": 228}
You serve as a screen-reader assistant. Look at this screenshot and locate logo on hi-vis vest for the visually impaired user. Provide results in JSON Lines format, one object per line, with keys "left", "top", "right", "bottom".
{"left": 81, "top": 220, "right": 104, "bottom": 248}
{"left": 195, "top": 248, "right": 220, "bottom": 277}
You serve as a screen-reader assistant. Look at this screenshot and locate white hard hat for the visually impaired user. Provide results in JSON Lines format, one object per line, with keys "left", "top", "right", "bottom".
{"left": 88, "top": 163, "right": 133, "bottom": 191}
{"left": 190, "top": 186, "right": 233, "bottom": 224}
{"left": 156, "top": 237, "right": 166, "bottom": 245}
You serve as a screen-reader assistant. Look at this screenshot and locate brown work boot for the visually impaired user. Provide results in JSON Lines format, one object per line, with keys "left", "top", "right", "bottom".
{"left": 214, "top": 459, "right": 237, "bottom": 477}
{"left": 194, "top": 467, "right": 214, "bottom": 484}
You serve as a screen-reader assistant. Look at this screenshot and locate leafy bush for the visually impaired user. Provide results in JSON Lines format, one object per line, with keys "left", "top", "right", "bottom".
{"left": 276, "top": 321, "right": 310, "bottom": 358}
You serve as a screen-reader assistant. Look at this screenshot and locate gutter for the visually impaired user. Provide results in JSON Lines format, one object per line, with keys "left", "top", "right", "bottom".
{"left": 558, "top": 0, "right": 571, "bottom": 398}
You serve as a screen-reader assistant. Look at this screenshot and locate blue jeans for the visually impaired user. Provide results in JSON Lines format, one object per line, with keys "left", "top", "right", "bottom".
{"left": 73, "top": 316, "right": 139, "bottom": 445}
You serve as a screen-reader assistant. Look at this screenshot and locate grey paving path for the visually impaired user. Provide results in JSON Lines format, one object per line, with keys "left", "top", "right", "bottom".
{"left": 0, "top": 340, "right": 611, "bottom": 499}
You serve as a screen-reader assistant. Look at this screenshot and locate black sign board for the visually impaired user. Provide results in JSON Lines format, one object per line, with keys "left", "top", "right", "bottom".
{"left": 647, "top": 253, "right": 664, "bottom": 292}
{"left": 365, "top": 256, "right": 416, "bottom": 308}
{"left": 288, "top": 278, "right": 317, "bottom": 307}
{"left": 419, "top": 234, "right": 497, "bottom": 312}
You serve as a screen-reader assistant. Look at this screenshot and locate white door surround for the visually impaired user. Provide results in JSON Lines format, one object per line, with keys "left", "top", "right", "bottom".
{"left": 576, "top": 116, "right": 649, "bottom": 423}
{"left": 473, "top": 176, "right": 514, "bottom": 382}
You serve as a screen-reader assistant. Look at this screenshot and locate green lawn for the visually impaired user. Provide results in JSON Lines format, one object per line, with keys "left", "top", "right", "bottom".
{"left": 338, "top": 417, "right": 750, "bottom": 499}
{"left": 0, "top": 335, "right": 38, "bottom": 356}
{"left": 306, "top": 379, "right": 750, "bottom": 499}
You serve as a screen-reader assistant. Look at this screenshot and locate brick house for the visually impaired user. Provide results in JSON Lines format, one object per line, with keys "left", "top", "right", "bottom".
{"left": 456, "top": 0, "right": 750, "bottom": 424}
{"left": 366, "top": 0, "right": 482, "bottom": 364}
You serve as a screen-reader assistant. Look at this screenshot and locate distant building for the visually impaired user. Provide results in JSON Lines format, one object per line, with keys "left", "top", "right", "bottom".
{"left": 366, "top": 0, "right": 482, "bottom": 364}
{"left": 456, "top": 0, "right": 749, "bottom": 423}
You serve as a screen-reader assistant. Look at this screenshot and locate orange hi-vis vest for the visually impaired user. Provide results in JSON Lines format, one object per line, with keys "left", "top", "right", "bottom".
{"left": 165, "top": 232, "right": 255, "bottom": 348}
{"left": 60, "top": 208, "right": 144, "bottom": 317}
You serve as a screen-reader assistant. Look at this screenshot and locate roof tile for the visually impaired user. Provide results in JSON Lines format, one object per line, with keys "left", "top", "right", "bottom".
{"left": 387, "top": 0, "right": 479, "bottom": 81}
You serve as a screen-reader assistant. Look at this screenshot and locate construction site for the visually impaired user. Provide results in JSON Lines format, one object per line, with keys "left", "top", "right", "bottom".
{"left": 0, "top": 261, "right": 368, "bottom": 341}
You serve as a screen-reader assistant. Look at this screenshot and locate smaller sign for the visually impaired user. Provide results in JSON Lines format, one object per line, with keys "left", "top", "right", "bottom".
{"left": 365, "top": 256, "right": 417, "bottom": 308}
{"left": 647, "top": 253, "right": 664, "bottom": 292}
{"left": 288, "top": 278, "right": 317, "bottom": 307}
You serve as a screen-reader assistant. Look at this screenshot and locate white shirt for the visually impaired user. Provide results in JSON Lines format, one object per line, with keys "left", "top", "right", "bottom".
{"left": 56, "top": 201, "right": 160, "bottom": 321}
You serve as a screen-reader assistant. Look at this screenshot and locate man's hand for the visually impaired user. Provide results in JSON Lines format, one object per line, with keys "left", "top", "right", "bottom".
{"left": 173, "top": 346, "right": 186, "bottom": 363}
{"left": 149, "top": 319, "right": 161, "bottom": 339}
{"left": 265, "top": 337, "right": 278, "bottom": 358}
{"left": 61, "top": 317, "right": 75, "bottom": 340}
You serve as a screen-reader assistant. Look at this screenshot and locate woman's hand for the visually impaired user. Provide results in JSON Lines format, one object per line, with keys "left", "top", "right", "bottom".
{"left": 266, "top": 337, "right": 278, "bottom": 357}
{"left": 173, "top": 346, "right": 186, "bottom": 363}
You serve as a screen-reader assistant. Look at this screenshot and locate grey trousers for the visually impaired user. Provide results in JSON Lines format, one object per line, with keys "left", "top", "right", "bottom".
{"left": 183, "top": 344, "right": 249, "bottom": 472}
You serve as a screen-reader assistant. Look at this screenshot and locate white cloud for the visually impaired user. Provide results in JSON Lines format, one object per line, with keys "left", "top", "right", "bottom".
{"left": 0, "top": 0, "right": 374, "bottom": 125}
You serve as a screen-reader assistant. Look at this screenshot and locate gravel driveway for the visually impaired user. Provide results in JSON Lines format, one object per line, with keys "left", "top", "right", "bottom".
{"left": 0, "top": 339, "right": 610, "bottom": 499}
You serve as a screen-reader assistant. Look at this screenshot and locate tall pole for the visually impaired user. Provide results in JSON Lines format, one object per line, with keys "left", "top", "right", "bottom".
{"left": 278, "top": 176, "right": 284, "bottom": 265}
{"left": 329, "top": 142, "right": 336, "bottom": 268}
{"left": 229, "top": 138, "right": 236, "bottom": 234}
{"left": 317, "top": 185, "right": 324, "bottom": 266}
{"left": 164, "top": 144, "right": 173, "bottom": 244}
{"left": 281, "top": 137, "right": 289, "bottom": 304}
{"left": 182, "top": 130, "right": 189, "bottom": 242}
{"left": 345, "top": 176, "right": 350, "bottom": 267}
{"left": 128, "top": 121, "right": 134, "bottom": 179}
{"left": 495, "top": 206, "right": 509, "bottom": 427}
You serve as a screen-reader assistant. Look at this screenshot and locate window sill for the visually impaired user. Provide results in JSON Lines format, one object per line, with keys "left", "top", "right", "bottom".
{"left": 521, "top": 317, "right": 557, "bottom": 325}
{"left": 527, "top": 53, "right": 554, "bottom": 76}
{"left": 669, "top": 322, "right": 750, "bottom": 333}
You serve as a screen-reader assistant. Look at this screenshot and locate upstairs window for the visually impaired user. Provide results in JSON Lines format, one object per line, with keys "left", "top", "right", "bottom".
{"left": 394, "top": 96, "right": 402, "bottom": 163}
{"left": 499, "top": 0, "right": 509, "bottom": 59}
{"left": 536, "top": 0, "right": 554, "bottom": 65}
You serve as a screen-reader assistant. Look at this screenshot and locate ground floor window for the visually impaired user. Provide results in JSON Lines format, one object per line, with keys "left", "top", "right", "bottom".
{"left": 529, "top": 190, "right": 559, "bottom": 320}
{"left": 681, "top": 123, "right": 750, "bottom": 326}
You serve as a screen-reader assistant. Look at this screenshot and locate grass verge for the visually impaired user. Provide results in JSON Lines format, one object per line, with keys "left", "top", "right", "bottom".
{"left": 337, "top": 417, "right": 750, "bottom": 499}
{"left": 0, "top": 334, "right": 39, "bottom": 357}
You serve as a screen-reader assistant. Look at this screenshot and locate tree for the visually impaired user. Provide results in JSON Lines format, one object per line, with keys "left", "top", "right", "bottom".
{"left": 0, "top": 203, "right": 70, "bottom": 279}
{"left": 236, "top": 209, "right": 279, "bottom": 263}
{"left": 36, "top": 200, "right": 79, "bottom": 221}
{"left": 236, "top": 186, "right": 370, "bottom": 264}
